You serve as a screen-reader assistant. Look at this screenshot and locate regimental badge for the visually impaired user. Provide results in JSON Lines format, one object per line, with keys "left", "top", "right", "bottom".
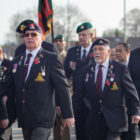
{"left": 80, "top": 25, "right": 84, "bottom": 29}
{"left": 20, "top": 24, "right": 25, "bottom": 31}
{"left": 99, "top": 40, "right": 103, "bottom": 44}
{"left": 69, "top": 61, "right": 76, "bottom": 70}
{"left": 35, "top": 73, "right": 45, "bottom": 82}
{"left": 40, "top": 54, "right": 44, "bottom": 58}
{"left": 30, "top": 23, "right": 35, "bottom": 29}
{"left": 12, "top": 63, "right": 18, "bottom": 73}
{"left": 111, "top": 82, "right": 119, "bottom": 90}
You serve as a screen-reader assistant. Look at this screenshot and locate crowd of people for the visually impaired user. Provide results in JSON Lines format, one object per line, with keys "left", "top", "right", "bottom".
{"left": 0, "top": 19, "right": 140, "bottom": 140}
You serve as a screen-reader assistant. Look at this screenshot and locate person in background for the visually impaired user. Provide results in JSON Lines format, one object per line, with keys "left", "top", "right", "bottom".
{"left": 15, "top": 19, "right": 58, "bottom": 57}
{"left": 128, "top": 46, "right": 140, "bottom": 134}
{"left": 116, "top": 42, "right": 135, "bottom": 140}
{"left": 0, "top": 47, "right": 16, "bottom": 140}
{"left": 64, "top": 22, "right": 95, "bottom": 140}
{"left": 116, "top": 43, "right": 130, "bottom": 65}
{"left": 110, "top": 48, "right": 117, "bottom": 61}
{"left": 73, "top": 38, "right": 140, "bottom": 140}
{"left": 53, "top": 34, "right": 71, "bottom": 140}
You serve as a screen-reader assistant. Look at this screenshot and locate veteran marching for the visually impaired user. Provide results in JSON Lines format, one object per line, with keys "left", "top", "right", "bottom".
{"left": 0, "top": 19, "right": 140, "bottom": 140}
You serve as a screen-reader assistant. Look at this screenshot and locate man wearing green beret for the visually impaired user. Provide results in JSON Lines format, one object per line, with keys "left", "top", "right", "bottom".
{"left": 53, "top": 35, "right": 71, "bottom": 140}
{"left": 64, "top": 22, "right": 95, "bottom": 140}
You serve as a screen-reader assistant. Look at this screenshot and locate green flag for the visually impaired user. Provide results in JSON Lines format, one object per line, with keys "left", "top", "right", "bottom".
{"left": 38, "top": 0, "right": 54, "bottom": 38}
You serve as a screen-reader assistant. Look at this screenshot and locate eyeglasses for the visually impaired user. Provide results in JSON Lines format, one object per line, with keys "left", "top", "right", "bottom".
{"left": 24, "top": 33, "right": 38, "bottom": 37}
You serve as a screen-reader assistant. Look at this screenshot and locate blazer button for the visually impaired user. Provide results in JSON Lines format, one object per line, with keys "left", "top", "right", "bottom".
{"left": 22, "top": 89, "right": 26, "bottom": 92}
{"left": 22, "top": 100, "right": 26, "bottom": 104}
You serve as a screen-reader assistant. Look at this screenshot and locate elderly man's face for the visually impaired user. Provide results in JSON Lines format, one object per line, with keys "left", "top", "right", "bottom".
{"left": 78, "top": 30, "right": 93, "bottom": 48}
{"left": 24, "top": 31, "right": 42, "bottom": 52}
{"left": 93, "top": 45, "right": 111, "bottom": 64}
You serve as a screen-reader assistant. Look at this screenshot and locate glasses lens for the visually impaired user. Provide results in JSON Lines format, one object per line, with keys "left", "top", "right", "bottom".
{"left": 31, "top": 33, "right": 37, "bottom": 37}
{"left": 24, "top": 33, "right": 37, "bottom": 37}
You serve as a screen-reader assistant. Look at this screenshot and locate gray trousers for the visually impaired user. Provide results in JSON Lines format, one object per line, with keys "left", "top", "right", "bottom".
{"left": 22, "top": 127, "right": 51, "bottom": 140}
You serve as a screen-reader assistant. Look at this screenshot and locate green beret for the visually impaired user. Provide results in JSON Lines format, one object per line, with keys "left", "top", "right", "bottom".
{"left": 76, "top": 22, "right": 93, "bottom": 33}
{"left": 54, "top": 34, "right": 65, "bottom": 41}
{"left": 93, "top": 38, "right": 110, "bottom": 46}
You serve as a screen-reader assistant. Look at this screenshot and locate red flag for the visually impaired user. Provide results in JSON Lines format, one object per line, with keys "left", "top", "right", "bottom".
{"left": 38, "top": 0, "right": 54, "bottom": 38}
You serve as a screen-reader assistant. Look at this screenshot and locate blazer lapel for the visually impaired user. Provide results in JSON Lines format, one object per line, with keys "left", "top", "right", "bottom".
{"left": 103, "top": 60, "right": 115, "bottom": 95}
{"left": 25, "top": 48, "right": 44, "bottom": 85}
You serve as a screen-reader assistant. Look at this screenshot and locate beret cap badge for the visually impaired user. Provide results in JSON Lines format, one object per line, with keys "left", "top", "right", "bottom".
{"left": 20, "top": 25, "right": 25, "bottom": 31}
{"left": 80, "top": 25, "right": 84, "bottom": 30}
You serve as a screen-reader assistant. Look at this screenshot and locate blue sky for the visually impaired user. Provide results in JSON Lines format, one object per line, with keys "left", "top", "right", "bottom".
{"left": 0, "top": 0, "right": 140, "bottom": 45}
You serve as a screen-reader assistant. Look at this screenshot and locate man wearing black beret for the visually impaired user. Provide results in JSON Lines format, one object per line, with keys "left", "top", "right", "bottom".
{"left": 0, "top": 22, "right": 74, "bottom": 140}
{"left": 73, "top": 38, "right": 140, "bottom": 140}
{"left": 15, "top": 19, "right": 58, "bottom": 57}
{"left": 64, "top": 22, "right": 95, "bottom": 140}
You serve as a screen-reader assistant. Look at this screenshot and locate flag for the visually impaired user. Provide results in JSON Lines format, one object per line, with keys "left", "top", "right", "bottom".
{"left": 38, "top": 0, "right": 54, "bottom": 38}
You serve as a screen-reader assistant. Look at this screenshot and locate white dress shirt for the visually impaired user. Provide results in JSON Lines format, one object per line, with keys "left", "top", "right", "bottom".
{"left": 95, "top": 58, "right": 109, "bottom": 91}
{"left": 81, "top": 44, "right": 92, "bottom": 59}
{"left": 24, "top": 46, "right": 41, "bottom": 81}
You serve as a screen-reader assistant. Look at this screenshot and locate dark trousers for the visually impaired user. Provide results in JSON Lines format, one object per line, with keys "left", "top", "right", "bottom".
{"left": 86, "top": 112, "right": 121, "bottom": 140}
{"left": 22, "top": 126, "right": 51, "bottom": 140}
{"left": 0, "top": 127, "right": 12, "bottom": 140}
{"left": 121, "top": 115, "right": 136, "bottom": 140}
{"left": 53, "top": 115, "right": 71, "bottom": 140}
{"left": 74, "top": 107, "right": 88, "bottom": 140}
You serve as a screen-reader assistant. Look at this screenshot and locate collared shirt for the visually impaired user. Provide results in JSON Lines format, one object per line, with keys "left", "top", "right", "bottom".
{"left": 95, "top": 58, "right": 109, "bottom": 91}
{"left": 24, "top": 46, "right": 41, "bottom": 81}
{"left": 124, "top": 57, "right": 129, "bottom": 66}
{"left": 81, "top": 44, "right": 92, "bottom": 59}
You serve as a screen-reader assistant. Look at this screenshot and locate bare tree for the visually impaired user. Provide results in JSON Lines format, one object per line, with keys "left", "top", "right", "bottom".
{"left": 121, "top": 8, "right": 140, "bottom": 37}
{"left": 5, "top": 3, "right": 91, "bottom": 47}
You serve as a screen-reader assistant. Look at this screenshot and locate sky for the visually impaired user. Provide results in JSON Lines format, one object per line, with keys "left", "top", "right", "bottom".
{"left": 0, "top": 0, "right": 140, "bottom": 45}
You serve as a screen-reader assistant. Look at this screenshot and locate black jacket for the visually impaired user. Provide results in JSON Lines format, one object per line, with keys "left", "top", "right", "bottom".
{"left": 0, "top": 48, "right": 73, "bottom": 128}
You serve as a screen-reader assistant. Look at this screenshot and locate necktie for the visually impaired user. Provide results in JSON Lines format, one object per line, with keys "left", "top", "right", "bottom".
{"left": 23, "top": 53, "right": 32, "bottom": 82}
{"left": 81, "top": 49, "right": 86, "bottom": 62}
{"left": 96, "top": 65, "right": 103, "bottom": 97}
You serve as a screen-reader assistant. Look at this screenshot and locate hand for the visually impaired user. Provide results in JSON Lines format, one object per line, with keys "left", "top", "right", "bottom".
{"left": 0, "top": 119, "right": 9, "bottom": 129}
{"left": 2, "top": 96, "right": 8, "bottom": 104}
{"left": 56, "top": 106, "right": 61, "bottom": 116}
{"left": 63, "top": 118, "right": 75, "bottom": 128}
{"left": 131, "top": 115, "right": 140, "bottom": 124}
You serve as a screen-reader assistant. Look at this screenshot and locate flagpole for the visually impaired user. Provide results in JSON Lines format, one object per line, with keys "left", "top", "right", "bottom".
{"left": 123, "top": 0, "right": 126, "bottom": 42}
{"left": 51, "top": 22, "right": 54, "bottom": 43}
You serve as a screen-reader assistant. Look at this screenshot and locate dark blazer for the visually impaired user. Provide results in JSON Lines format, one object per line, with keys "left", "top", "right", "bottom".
{"left": 0, "top": 58, "right": 16, "bottom": 126}
{"left": 64, "top": 45, "right": 94, "bottom": 91}
{"left": 14, "top": 41, "right": 59, "bottom": 57}
{"left": 128, "top": 48, "right": 140, "bottom": 98}
{"left": 0, "top": 48, "right": 73, "bottom": 128}
{"left": 73, "top": 60, "right": 140, "bottom": 133}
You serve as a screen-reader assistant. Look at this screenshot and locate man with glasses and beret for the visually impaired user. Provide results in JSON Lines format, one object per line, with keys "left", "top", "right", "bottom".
{"left": 64, "top": 22, "right": 95, "bottom": 140}
{"left": 73, "top": 38, "right": 140, "bottom": 140}
{"left": 0, "top": 23, "right": 74, "bottom": 140}
{"left": 15, "top": 19, "right": 58, "bottom": 57}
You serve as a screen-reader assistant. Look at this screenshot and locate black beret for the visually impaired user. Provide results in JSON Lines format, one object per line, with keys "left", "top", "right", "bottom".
{"left": 93, "top": 38, "right": 110, "bottom": 46}
{"left": 16, "top": 19, "right": 34, "bottom": 33}
{"left": 76, "top": 22, "right": 93, "bottom": 33}
{"left": 23, "top": 23, "right": 42, "bottom": 34}
{"left": 54, "top": 34, "right": 65, "bottom": 41}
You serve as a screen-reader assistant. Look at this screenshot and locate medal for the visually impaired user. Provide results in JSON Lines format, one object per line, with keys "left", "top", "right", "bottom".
{"left": 12, "top": 63, "right": 18, "bottom": 73}
{"left": 41, "top": 66, "right": 46, "bottom": 76}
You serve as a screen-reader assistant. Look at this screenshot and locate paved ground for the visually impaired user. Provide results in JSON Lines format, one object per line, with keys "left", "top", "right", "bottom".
{"left": 12, "top": 122, "right": 140, "bottom": 140}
